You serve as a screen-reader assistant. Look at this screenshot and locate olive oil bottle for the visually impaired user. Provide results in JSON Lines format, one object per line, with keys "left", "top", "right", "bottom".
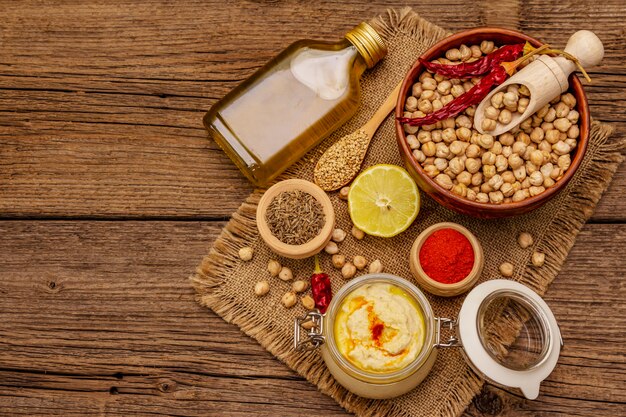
{"left": 203, "top": 22, "right": 387, "bottom": 186}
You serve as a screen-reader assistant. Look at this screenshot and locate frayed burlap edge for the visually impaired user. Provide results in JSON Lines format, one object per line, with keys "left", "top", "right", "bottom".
{"left": 191, "top": 7, "right": 625, "bottom": 417}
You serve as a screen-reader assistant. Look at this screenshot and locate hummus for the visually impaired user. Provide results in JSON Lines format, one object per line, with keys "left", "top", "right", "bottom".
{"left": 334, "top": 282, "right": 426, "bottom": 373}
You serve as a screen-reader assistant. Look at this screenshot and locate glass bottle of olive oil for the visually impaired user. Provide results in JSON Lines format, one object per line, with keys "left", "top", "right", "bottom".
{"left": 203, "top": 22, "right": 387, "bottom": 186}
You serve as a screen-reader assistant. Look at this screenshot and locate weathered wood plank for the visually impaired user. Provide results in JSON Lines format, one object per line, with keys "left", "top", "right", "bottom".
{"left": 0, "top": 221, "right": 623, "bottom": 416}
{"left": 0, "top": 0, "right": 623, "bottom": 220}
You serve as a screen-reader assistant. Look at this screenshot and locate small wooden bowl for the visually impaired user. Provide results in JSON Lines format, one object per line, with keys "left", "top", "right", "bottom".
{"left": 257, "top": 179, "right": 335, "bottom": 259}
{"left": 409, "top": 222, "right": 484, "bottom": 297}
{"left": 395, "top": 28, "right": 590, "bottom": 218}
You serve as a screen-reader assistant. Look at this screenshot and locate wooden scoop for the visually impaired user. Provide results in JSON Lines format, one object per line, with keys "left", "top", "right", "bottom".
{"left": 313, "top": 81, "right": 402, "bottom": 191}
{"left": 474, "top": 30, "right": 604, "bottom": 136}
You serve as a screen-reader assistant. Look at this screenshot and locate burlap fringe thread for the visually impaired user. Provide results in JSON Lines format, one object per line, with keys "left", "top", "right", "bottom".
{"left": 192, "top": 7, "right": 624, "bottom": 417}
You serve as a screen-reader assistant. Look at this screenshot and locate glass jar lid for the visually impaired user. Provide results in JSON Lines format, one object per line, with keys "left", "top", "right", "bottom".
{"left": 457, "top": 280, "right": 562, "bottom": 399}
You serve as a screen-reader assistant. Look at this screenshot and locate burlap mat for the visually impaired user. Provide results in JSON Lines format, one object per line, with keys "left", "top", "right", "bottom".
{"left": 192, "top": 8, "right": 624, "bottom": 417}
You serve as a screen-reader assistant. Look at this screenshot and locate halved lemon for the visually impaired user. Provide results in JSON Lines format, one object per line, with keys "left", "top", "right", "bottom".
{"left": 348, "top": 164, "right": 420, "bottom": 238}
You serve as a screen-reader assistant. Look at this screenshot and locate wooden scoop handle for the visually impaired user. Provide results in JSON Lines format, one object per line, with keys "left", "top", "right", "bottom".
{"left": 556, "top": 30, "right": 604, "bottom": 76}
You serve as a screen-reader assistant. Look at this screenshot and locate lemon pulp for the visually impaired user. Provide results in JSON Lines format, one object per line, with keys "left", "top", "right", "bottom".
{"left": 348, "top": 164, "right": 420, "bottom": 237}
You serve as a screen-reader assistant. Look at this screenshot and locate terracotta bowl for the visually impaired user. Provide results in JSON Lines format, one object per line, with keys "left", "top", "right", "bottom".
{"left": 395, "top": 28, "right": 590, "bottom": 218}
{"left": 409, "top": 222, "right": 484, "bottom": 297}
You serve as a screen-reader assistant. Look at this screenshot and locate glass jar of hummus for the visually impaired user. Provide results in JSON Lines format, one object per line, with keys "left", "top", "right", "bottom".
{"left": 296, "top": 274, "right": 438, "bottom": 399}
{"left": 295, "top": 274, "right": 563, "bottom": 400}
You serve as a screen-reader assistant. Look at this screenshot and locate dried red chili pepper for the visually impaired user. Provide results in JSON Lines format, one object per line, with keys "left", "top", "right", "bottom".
{"left": 418, "top": 43, "right": 526, "bottom": 78}
{"left": 310, "top": 255, "right": 332, "bottom": 313}
{"left": 398, "top": 65, "right": 509, "bottom": 126}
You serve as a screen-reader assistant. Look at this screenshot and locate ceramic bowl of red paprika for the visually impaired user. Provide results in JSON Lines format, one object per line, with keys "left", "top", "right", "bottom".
{"left": 395, "top": 28, "right": 590, "bottom": 218}
{"left": 409, "top": 222, "right": 484, "bottom": 297}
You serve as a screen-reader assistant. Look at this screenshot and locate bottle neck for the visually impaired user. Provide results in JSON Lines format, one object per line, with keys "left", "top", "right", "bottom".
{"left": 344, "top": 22, "right": 387, "bottom": 69}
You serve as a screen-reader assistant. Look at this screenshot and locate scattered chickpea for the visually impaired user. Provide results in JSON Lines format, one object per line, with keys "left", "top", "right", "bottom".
{"left": 338, "top": 186, "right": 350, "bottom": 200}
{"left": 369, "top": 259, "right": 384, "bottom": 274}
{"left": 499, "top": 262, "right": 514, "bottom": 277}
{"left": 353, "top": 255, "right": 367, "bottom": 270}
{"left": 532, "top": 252, "right": 545, "bottom": 267}
{"left": 238, "top": 247, "right": 254, "bottom": 261}
{"left": 301, "top": 320, "right": 316, "bottom": 330}
{"left": 342, "top": 262, "right": 357, "bottom": 279}
{"left": 301, "top": 295, "right": 315, "bottom": 310}
{"left": 332, "top": 254, "right": 346, "bottom": 269}
{"left": 324, "top": 241, "right": 339, "bottom": 255}
{"left": 278, "top": 267, "right": 293, "bottom": 281}
{"left": 332, "top": 228, "right": 346, "bottom": 243}
{"left": 267, "top": 259, "right": 281, "bottom": 277}
{"left": 518, "top": 232, "right": 534, "bottom": 249}
{"left": 282, "top": 291, "right": 297, "bottom": 308}
{"left": 292, "top": 280, "right": 309, "bottom": 293}
{"left": 254, "top": 281, "right": 270, "bottom": 296}
{"left": 351, "top": 225, "right": 365, "bottom": 240}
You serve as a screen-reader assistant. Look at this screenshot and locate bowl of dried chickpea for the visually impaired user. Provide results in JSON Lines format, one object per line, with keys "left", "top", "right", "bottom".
{"left": 395, "top": 28, "right": 589, "bottom": 218}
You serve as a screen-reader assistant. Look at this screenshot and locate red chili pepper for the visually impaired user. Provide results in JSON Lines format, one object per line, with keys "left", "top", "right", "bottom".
{"left": 398, "top": 65, "right": 509, "bottom": 126}
{"left": 310, "top": 255, "right": 332, "bottom": 313}
{"left": 419, "top": 43, "right": 525, "bottom": 78}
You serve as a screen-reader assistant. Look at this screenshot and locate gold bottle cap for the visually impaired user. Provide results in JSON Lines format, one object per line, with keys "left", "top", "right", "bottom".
{"left": 345, "top": 22, "right": 387, "bottom": 68}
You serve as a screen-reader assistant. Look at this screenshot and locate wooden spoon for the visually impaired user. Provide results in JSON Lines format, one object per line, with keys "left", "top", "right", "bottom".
{"left": 314, "top": 81, "right": 403, "bottom": 191}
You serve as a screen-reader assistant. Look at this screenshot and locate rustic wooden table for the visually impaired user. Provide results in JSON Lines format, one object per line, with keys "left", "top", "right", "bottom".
{"left": 1, "top": 1, "right": 624, "bottom": 416}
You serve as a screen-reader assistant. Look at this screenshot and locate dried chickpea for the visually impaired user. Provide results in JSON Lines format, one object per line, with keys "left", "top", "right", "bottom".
{"left": 338, "top": 186, "right": 350, "bottom": 200}
{"left": 254, "top": 281, "right": 270, "bottom": 297}
{"left": 412, "top": 149, "right": 426, "bottom": 163}
{"left": 499, "top": 262, "right": 514, "bottom": 277}
{"left": 331, "top": 228, "right": 346, "bottom": 243}
{"left": 238, "top": 247, "right": 254, "bottom": 261}
{"left": 434, "top": 158, "right": 448, "bottom": 172}
{"left": 451, "top": 84, "right": 465, "bottom": 98}
{"left": 466, "top": 158, "right": 481, "bottom": 174}
{"left": 446, "top": 48, "right": 462, "bottom": 61}
{"left": 480, "top": 40, "right": 495, "bottom": 54}
{"left": 407, "top": 134, "right": 419, "bottom": 150}
{"left": 353, "top": 255, "right": 367, "bottom": 270}
{"left": 501, "top": 171, "right": 515, "bottom": 184}
{"left": 489, "top": 190, "right": 504, "bottom": 204}
{"left": 518, "top": 232, "right": 534, "bottom": 248}
{"left": 405, "top": 96, "right": 418, "bottom": 112}
{"left": 369, "top": 259, "right": 384, "bottom": 274}
{"left": 452, "top": 183, "right": 468, "bottom": 197}
{"left": 423, "top": 165, "right": 439, "bottom": 178}
{"left": 351, "top": 225, "right": 365, "bottom": 240}
{"left": 457, "top": 171, "right": 472, "bottom": 186}
{"left": 422, "top": 141, "right": 437, "bottom": 157}
{"left": 332, "top": 254, "right": 346, "bottom": 269}
{"left": 324, "top": 241, "right": 339, "bottom": 255}
{"left": 529, "top": 185, "right": 545, "bottom": 197}
{"left": 501, "top": 182, "right": 514, "bottom": 197}
{"left": 301, "top": 295, "right": 315, "bottom": 310}
{"left": 412, "top": 83, "right": 423, "bottom": 97}
{"left": 532, "top": 252, "right": 545, "bottom": 267}
{"left": 482, "top": 118, "right": 497, "bottom": 132}
{"left": 279, "top": 267, "right": 293, "bottom": 281}
{"left": 498, "top": 109, "right": 512, "bottom": 124}
{"left": 341, "top": 262, "right": 357, "bottom": 279}
{"left": 292, "top": 280, "right": 309, "bottom": 293}
{"left": 282, "top": 292, "right": 297, "bottom": 308}
{"left": 483, "top": 164, "right": 496, "bottom": 180}
{"left": 554, "top": 102, "right": 569, "bottom": 118}
{"left": 435, "top": 173, "right": 453, "bottom": 190}
{"left": 268, "top": 259, "right": 281, "bottom": 277}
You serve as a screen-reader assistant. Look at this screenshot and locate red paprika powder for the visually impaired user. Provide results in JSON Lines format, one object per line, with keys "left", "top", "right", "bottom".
{"left": 419, "top": 228, "right": 474, "bottom": 284}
